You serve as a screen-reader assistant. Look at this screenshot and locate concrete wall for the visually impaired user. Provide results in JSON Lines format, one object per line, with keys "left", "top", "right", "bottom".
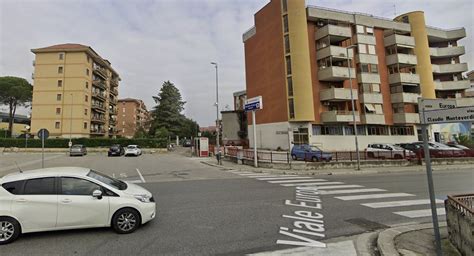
{"left": 445, "top": 197, "right": 474, "bottom": 256}
{"left": 311, "top": 134, "right": 417, "bottom": 151}
{"left": 248, "top": 121, "right": 292, "bottom": 150}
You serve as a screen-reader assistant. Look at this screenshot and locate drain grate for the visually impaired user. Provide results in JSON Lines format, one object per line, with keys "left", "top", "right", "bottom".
{"left": 344, "top": 218, "right": 389, "bottom": 231}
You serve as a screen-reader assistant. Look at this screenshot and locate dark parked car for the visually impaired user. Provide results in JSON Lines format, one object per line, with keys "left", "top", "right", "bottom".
{"left": 446, "top": 143, "right": 474, "bottom": 157}
{"left": 108, "top": 144, "right": 125, "bottom": 156}
{"left": 182, "top": 140, "right": 192, "bottom": 147}
{"left": 69, "top": 144, "right": 87, "bottom": 156}
{"left": 291, "top": 144, "right": 332, "bottom": 162}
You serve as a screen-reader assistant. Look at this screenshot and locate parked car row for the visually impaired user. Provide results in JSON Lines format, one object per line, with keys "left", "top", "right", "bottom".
{"left": 395, "top": 142, "right": 474, "bottom": 158}
{"left": 69, "top": 144, "right": 142, "bottom": 157}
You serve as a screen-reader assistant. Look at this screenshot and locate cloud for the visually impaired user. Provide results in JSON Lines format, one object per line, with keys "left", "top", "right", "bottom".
{"left": 1, "top": 0, "right": 472, "bottom": 126}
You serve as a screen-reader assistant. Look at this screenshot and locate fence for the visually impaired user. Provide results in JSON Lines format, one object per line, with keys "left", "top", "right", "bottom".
{"left": 445, "top": 194, "right": 473, "bottom": 256}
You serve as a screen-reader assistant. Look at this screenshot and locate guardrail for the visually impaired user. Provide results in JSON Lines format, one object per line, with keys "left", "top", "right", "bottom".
{"left": 445, "top": 194, "right": 473, "bottom": 256}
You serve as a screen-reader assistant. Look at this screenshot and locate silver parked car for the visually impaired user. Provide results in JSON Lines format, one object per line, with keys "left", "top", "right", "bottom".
{"left": 69, "top": 144, "right": 87, "bottom": 156}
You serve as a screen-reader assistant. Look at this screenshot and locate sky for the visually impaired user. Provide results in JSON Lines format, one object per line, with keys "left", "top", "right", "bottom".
{"left": 0, "top": 0, "right": 473, "bottom": 126}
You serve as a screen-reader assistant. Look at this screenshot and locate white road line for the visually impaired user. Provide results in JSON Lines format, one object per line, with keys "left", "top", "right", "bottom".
{"left": 280, "top": 182, "right": 345, "bottom": 187}
{"left": 128, "top": 180, "right": 143, "bottom": 184}
{"left": 320, "top": 188, "right": 386, "bottom": 195}
{"left": 268, "top": 179, "right": 327, "bottom": 184}
{"left": 361, "top": 199, "right": 443, "bottom": 208}
{"left": 243, "top": 174, "right": 299, "bottom": 177}
{"left": 315, "top": 185, "right": 363, "bottom": 190}
{"left": 335, "top": 193, "right": 415, "bottom": 200}
{"left": 257, "top": 176, "right": 311, "bottom": 181}
{"left": 394, "top": 208, "right": 446, "bottom": 218}
{"left": 136, "top": 168, "right": 146, "bottom": 183}
{"left": 238, "top": 173, "right": 272, "bottom": 176}
{"left": 251, "top": 240, "right": 357, "bottom": 255}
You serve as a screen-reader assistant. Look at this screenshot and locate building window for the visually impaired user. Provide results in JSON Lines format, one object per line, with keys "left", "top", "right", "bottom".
{"left": 321, "top": 126, "right": 344, "bottom": 135}
{"left": 392, "top": 103, "right": 405, "bottom": 113}
{"left": 122, "top": 108, "right": 125, "bottom": 113}
{"left": 287, "top": 76, "right": 293, "bottom": 97}
{"left": 83, "top": 122, "right": 87, "bottom": 129}
{"left": 59, "top": 53, "right": 64, "bottom": 60}
{"left": 390, "top": 126, "right": 414, "bottom": 135}
{"left": 288, "top": 99, "right": 295, "bottom": 119}
{"left": 285, "top": 55, "right": 292, "bottom": 75}
{"left": 56, "top": 108, "right": 61, "bottom": 114}
{"left": 284, "top": 34, "right": 290, "bottom": 54}
{"left": 58, "top": 80, "right": 62, "bottom": 87}
{"left": 58, "top": 66, "right": 63, "bottom": 74}
{"left": 55, "top": 122, "right": 60, "bottom": 129}
{"left": 86, "top": 69, "right": 89, "bottom": 76}
{"left": 357, "top": 63, "right": 369, "bottom": 73}
{"left": 358, "top": 44, "right": 367, "bottom": 54}
{"left": 356, "top": 25, "right": 365, "bottom": 34}
{"left": 85, "top": 95, "right": 88, "bottom": 102}
{"left": 57, "top": 94, "right": 62, "bottom": 101}
{"left": 85, "top": 81, "right": 89, "bottom": 89}
{"left": 366, "top": 27, "right": 374, "bottom": 35}
{"left": 370, "top": 64, "right": 378, "bottom": 73}
{"left": 283, "top": 15, "right": 289, "bottom": 33}
{"left": 368, "top": 45, "right": 376, "bottom": 55}
{"left": 367, "top": 125, "right": 389, "bottom": 135}
{"left": 84, "top": 109, "right": 88, "bottom": 115}
{"left": 122, "top": 121, "right": 125, "bottom": 125}
{"left": 282, "top": 0, "right": 287, "bottom": 12}
{"left": 87, "top": 56, "right": 90, "bottom": 63}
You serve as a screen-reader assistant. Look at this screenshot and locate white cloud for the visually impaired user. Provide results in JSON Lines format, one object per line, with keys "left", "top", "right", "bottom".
{"left": 1, "top": 0, "right": 472, "bottom": 126}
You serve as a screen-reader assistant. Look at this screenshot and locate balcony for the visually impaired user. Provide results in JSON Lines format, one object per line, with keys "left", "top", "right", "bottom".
{"left": 354, "top": 34, "right": 376, "bottom": 45}
{"left": 92, "top": 91, "right": 106, "bottom": 101}
{"left": 385, "top": 54, "right": 417, "bottom": 66}
{"left": 91, "top": 103, "right": 106, "bottom": 112}
{"left": 109, "top": 98, "right": 117, "bottom": 105}
{"left": 357, "top": 73, "right": 381, "bottom": 84}
{"left": 391, "top": 93, "right": 420, "bottom": 103}
{"left": 93, "top": 66, "right": 107, "bottom": 79}
{"left": 432, "top": 63, "right": 468, "bottom": 74}
{"left": 92, "top": 79, "right": 107, "bottom": 90}
{"left": 321, "top": 110, "right": 360, "bottom": 123}
{"left": 109, "top": 119, "right": 117, "bottom": 125}
{"left": 430, "top": 46, "right": 465, "bottom": 58}
{"left": 90, "top": 128, "right": 106, "bottom": 134}
{"left": 91, "top": 116, "right": 105, "bottom": 123}
{"left": 110, "top": 78, "right": 119, "bottom": 86}
{"left": 355, "top": 54, "right": 378, "bottom": 64}
{"left": 110, "top": 87, "right": 118, "bottom": 96}
{"left": 317, "top": 46, "right": 353, "bottom": 60}
{"left": 318, "top": 66, "right": 355, "bottom": 81}
{"left": 384, "top": 34, "right": 415, "bottom": 48}
{"left": 434, "top": 80, "right": 470, "bottom": 91}
{"left": 388, "top": 73, "right": 420, "bottom": 85}
{"left": 393, "top": 113, "right": 420, "bottom": 124}
{"left": 315, "top": 24, "right": 351, "bottom": 41}
{"left": 320, "top": 88, "right": 357, "bottom": 101}
{"left": 361, "top": 114, "right": 385, "bottom": 124}
{"left": 360, "top": 93, "right": 383, "bottom": 104}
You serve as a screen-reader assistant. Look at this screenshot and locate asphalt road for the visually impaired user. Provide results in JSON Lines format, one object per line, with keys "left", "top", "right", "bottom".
{"left": 0, "top": 151, "right": 472, "bottom": 255}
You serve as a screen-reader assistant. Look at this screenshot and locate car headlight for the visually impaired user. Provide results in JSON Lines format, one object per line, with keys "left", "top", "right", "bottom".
{"left": 134, "top": 194, "right": 152, "bottom": 203}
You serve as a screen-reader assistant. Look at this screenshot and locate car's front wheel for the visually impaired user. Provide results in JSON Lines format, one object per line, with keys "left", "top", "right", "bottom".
{"left": 112, "top": 208, "right": 141, "bottom": 234}
{"left": 0, "top": 217, "right": 21, "bottom": 245}
{"left": 291, "top": 154, "right": 297, "bottom": 160}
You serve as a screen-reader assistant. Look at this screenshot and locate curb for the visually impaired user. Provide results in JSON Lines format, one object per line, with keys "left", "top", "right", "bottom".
{"left": 200, "top": 161, "right": 234, "bottom": 171}
{"left": 377, "top": 222, "right": 447, "bottom": 256}
{"left": 355, "top": 231, "right": 379, "bottom": 256}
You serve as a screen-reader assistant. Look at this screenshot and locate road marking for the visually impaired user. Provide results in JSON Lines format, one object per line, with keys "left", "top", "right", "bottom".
{"left": 361, "top": 199, "right": 443, "bottom": 208}
{"left": 242, "top": 174, "right": 298, "bottom": 177}
{"left": 257, "top": 176, "right": 311, "bottom": 181}
{"left": 119, "top": 173, "right": 128, "bottom": 178}
{"left": 315, "top": 185, "right": 363, "bottom": 190}
{"left": 281, "top": 182, "right": 345, "bottom": 187}
{"left": 320, "top": 188, "right": 386, "bottom": 195}
{"left": 251, "top": 240, "right": 357, "bottom": 255}
{"left": 335, "top": 193, "right": 414, "bottom": 200}
{"left": 268, "top": 179, "right": 327, "bottom": 184}
{"left": 136, "top": 168, "right": 146, "bottom": 183}
{"left": 128, "top": 180, "right": 144, "bottom": 184}
{"left": 394, "top": 208, "right": 446, "bottom": 218}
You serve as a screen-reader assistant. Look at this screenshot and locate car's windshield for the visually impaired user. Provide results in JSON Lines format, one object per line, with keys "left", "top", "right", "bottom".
{"left": 87, "top": 170, "right": 127, "bottom": 190}
{"left": 310, "top": 146, "right": 321, "bottom": 151}
{"left": 127, "top": 145, "right": 137, "bottom": 149}
{"left": 71, "top": 145, "right": 82, "bottom": 148}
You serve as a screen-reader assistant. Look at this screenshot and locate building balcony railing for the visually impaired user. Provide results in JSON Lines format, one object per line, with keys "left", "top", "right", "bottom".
{"left": 361, "top": 114, "right": 385, "bottom": 124}
{"left": 357, "top": 73, "right": 381, "bottom": 84}
{"left": 109, "top": 98, "right": 117, "bottom": 105}
{"left": 355, "top": 54, "right": 378, "bottom": 64}
{"left": 391, "top": 92, "right": 420, "bottom": 104}
{"left": 432, "top": 63, "right": 468, "bottom": 74}
{"left": 93, "top": 66, "right": 107, "bottom": 79}
{"left": 321, "top": 110, "right": 360, "bottom": 123}
{"left": 384, "top": 34, "right": 415, "bottom": 48}
{"left": 315, "top": 24, "right": 351, "bottom": 41}
{"left": 92, "top": 79, "right": 107, "bottom": 90}
{"left": 92, "top": 91, "right": 106, "bottom": 101}
{"left": 317, "top": 46, "right": 353, "bottom": 60}
{"left": 110, "top": 78, "right": 119, "bottom": 86}
{"left": 109, "top": 108, "right": 118, "bottom": 115}
{"left": 354, "top": 34, "right": 376, "bottom": 45}
{"left": 90, "top": 128, "right": 106, "bottom": 134}
{"left": 110, "top": 87, "right": 118, "bottom": 95}
{"left": 388, "top": 73, "right": 420, "bottom": 85}
{"left": 434, "top": 80, "right": 470, "bottom": 91}
{"left": 91, "top": 103, "right": 106, "bottom": 112}
{"left": 360, "top": 92, "right": 383, "bottom": 104}
{"left": 393, "top": 113, "right": 420, "bottom": 124}
{"left": 320, "top": 87, "right": 357, "bottom": 101}
{"left": 385, "top": 53, "right": 418, "bottom": 66}
{"left": 430, "top": 46, "right": 465, "bottom": 58}
{"left": 91, "top": 116, "right": 106, "bottom": 123}
{"left": 109, "top": 119, "right": 117, "bottom": 125}
{"left": 318, "top": 66, "right": 355, "bottom": 81}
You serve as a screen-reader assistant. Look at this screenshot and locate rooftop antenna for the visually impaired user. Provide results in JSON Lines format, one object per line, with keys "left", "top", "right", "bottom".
{"left": 393, "top": 4, "right": 397, "bottom": 16}
{"left": 14, "top": 161, "right": 23, "bottom": 173}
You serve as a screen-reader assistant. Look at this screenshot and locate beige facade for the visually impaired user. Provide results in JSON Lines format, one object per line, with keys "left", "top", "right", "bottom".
{"left": 116, "top": 98, "right": 149, "bottom": 138}
{"left": 30, "top": 44, "right": 119, "bottom": 138}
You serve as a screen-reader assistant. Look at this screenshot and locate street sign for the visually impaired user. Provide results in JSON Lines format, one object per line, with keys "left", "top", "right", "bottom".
{"left": 419, "top": 98, "right": 474, "bottom": 124}
{"left": 244, "top": 96, "right": 263, "bottom": 112}
{"left": 37, "top": 128, "right": 49, "bottom": 140}
{"left": 68, "top": 141, "right": 73, "bottom": 147}
{"left": 419, "top": 98, "right": 457, "bottom": 111}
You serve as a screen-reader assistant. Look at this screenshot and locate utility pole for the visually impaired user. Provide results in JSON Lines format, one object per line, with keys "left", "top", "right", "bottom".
{"left": 211, "top": 62, "right": 221, "bottom": 164}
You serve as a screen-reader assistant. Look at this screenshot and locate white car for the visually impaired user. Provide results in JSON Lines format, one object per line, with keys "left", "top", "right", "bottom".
{"left": 125, "top": 145, "right": 142, "bottom": 156}
{"left": 0, "top": 167, "right": 156, "bottom": 244}
{"left": 366, "top": 143, "right": 416, "bottom": 159}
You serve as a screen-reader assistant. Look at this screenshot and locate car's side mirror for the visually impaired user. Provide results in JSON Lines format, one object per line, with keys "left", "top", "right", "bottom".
{"left": 92, "top": 189, "right": 103, "bottom": 200}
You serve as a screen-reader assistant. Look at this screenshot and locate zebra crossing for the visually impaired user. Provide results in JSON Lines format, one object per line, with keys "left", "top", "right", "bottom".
{"left": 229, "top": 170, "right": 445, "bottom": 219}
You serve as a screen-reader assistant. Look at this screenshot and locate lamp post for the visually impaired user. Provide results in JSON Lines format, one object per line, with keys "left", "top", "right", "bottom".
{"left": 69, "top": 93, "right": 73, "bottom": 148}
{"left": 211, "top": 62, "right": 221, "bottom": 164}
{"left": 346, "top": 45, "right": 361, "bottom": 170}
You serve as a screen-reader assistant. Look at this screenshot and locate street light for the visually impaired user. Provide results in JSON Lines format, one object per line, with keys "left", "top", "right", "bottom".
{"left": 346, "top": 45, "right": 361, "bottom": 170}
{"left": 211, "top": 62, "right": 221, "bottom": 164}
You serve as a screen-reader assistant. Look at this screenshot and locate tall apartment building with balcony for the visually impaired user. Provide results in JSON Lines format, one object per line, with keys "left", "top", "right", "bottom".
{"left": 117, "top": 98, "right": 150, "bottom": 138}
{"left": 30, "top": 44, "right": 120, "bottom": 138}
{"left": 243, "top": 0, "right": 470, "bottom": 150}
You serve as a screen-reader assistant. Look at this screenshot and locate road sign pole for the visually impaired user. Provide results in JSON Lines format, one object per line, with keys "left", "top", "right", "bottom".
{"left": 421, "top": 124, "right": 442, "bottom": 256}
{"left": 41, "top": 130, "right": 45, "bottom": 168}
{"left": 252, "top": 110, "right": 258, "bottom": 168}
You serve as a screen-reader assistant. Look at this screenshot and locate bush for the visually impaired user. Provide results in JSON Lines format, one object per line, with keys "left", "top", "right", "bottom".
{"left": 0, "top": 138, "right": 167, "bottom": 148}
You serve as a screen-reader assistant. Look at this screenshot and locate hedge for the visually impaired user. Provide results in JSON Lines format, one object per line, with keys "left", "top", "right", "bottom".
{"left": 0, "top": 138, "right": 167, "bottom": 148}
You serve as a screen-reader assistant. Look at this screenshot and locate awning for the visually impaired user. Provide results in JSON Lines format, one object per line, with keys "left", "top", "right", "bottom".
{"left": 365, "top": 104, "right": 376, "bottom": 112}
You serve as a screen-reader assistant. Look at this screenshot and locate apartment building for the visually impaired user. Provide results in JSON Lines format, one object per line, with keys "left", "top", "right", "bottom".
{"left": 30, "top": 44, "right": 119, "bottom": 138}
{"left": 243, "top": 0, "right": 471, "bottom": 150}
{"left": 116, "top": 98, "right": 150, "bottom": 138}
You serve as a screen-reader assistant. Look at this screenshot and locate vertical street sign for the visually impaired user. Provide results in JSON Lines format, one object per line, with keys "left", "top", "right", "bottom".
{"left": 37, "top": 128, "right": 49, "bottom": 168}
{"left": 245, "top": 96, "right": 263, "bottom": 168}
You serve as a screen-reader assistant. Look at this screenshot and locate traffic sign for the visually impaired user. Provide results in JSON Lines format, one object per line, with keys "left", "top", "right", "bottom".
{"left": 419, "top": 98, "right": 474, "bottom": 124}
{"left": 244, "top": 96, "right": 263, "bottom": 112}
{"left": 37, "top": 129, "right": 49, "bottom": 140}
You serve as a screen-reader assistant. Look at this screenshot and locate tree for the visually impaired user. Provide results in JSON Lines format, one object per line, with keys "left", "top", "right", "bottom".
{"left": 0, "top": 77, "right": 32, "bottom": 137}
{"left": 150, "top": 81, "right": 186, "bottom": 136}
